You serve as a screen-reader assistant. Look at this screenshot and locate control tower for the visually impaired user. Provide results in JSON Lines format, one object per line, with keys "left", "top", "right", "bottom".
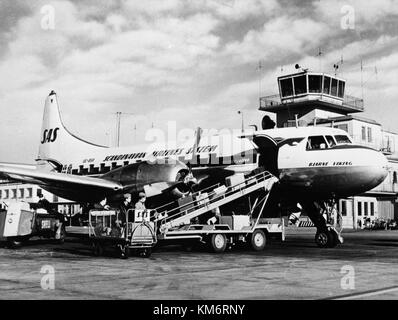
{"left": 259, "top": 69, "right": 364, "bottom": 128}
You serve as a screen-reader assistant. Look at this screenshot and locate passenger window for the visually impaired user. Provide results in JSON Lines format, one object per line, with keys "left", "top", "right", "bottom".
{"left": 306, "top": 136, "right": 328, "bottom": 150}
{"left": 335, "top": 135, "right": 352, "bottom": 144}
{"left": 325, "top": 135, "right": 336, "bottom": 147}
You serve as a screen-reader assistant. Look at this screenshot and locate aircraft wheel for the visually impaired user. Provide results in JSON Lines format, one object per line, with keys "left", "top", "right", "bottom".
{"left": 315, "top": 230, "right": 333, "bottom": 248}
{"left": 250, "top": 229, "right": 266, "bottom": 251}
{"left": 93, "top": 242, "right": 104, "bottom": 257}
{"left": 210, "top": 233, "right": 227, "bottom": 253}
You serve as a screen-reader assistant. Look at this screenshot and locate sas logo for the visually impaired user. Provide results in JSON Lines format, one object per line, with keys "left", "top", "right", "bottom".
{"left": 41, "top": 128, "right": 59, "bottom": 144}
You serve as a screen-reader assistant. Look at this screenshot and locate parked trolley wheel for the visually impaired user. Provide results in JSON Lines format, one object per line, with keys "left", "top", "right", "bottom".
{"left": 92, "top": 242, "right": 104, "bottom": 257}
{"left": 7, "top": 236, "right": 29, "bottom": 248}
{"left": 210, "top": 233, "right": 227, "bottom": 253}
{"left": 118, "top": 244, "right": 129, "bottom": 259}
{"left": 250, "top": 229, "right": 266, "bottom": 251}
{"left": 139, "top": 248, "right": 152, "bottom": 258}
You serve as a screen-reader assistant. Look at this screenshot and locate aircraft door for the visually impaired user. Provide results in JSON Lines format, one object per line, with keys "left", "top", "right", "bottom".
{"left": 277, "top": 137, "right": 306, "bottom": 170}
{"left": 253, "top": 135, "right": 278, "bottom": 175}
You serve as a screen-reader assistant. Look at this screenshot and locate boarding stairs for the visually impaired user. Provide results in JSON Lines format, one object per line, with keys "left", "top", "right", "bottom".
{"left": 157, "top": 171, "right": 278, "bottom": 233}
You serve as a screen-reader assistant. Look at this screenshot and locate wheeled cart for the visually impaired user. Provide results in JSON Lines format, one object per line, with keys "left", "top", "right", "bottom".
{"left": 88, "top": 209, "right": 157, "bottom": 259}
{"left": 0, "top": 202, "right": 65, "bottom": 247}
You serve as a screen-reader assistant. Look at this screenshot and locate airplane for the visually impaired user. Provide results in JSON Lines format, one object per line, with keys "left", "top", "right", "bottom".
{"left": 0, "top": 91, "right": 389, "bottom": 247}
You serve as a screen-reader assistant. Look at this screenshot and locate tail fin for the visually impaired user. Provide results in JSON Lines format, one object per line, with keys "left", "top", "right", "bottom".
{"left": 37, "top": 91, "right": 106, "bottom": 168}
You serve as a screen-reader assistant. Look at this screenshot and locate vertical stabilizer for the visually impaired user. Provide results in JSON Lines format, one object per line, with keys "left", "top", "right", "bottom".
{"left": 37, "top": 91, "right": 106, "bottom": 168}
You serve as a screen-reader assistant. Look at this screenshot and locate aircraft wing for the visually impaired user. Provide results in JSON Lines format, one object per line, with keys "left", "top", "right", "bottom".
{"left": 0, "top": 164, "right": 123, "bottom": 202}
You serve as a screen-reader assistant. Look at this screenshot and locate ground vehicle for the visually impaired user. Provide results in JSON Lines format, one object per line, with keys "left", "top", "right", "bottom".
{"left": 0, "top": 202, "right": 65, "bottom": 247}
{"left": 155, "top": 171, "right": 284, "bottom": 253}
{"left": 88, "top": 209, "right": 157, "bottom": 258}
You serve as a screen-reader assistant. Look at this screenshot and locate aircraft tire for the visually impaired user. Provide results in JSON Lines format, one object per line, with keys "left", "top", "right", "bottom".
{"left": 315, "top": 230, "right": 333, "bottom": 248}
{"left": 210, "top": 233, "right": 227, "bottom": 253}
{"left": 250, "top": 229, "right": 266, "bottom": 251}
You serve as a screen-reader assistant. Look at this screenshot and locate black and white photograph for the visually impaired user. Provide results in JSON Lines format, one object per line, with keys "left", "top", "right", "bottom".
{"left": 0, "top": 0, "right": 397, "bottom": 306}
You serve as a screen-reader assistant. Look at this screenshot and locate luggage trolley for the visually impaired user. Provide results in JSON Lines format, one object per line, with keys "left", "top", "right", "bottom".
{"left": 88, "top": 209, "right": 157, "bottom": 259}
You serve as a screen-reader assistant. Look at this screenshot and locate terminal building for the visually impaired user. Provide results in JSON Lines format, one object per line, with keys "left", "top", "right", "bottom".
{"left": 259, "top": 69, "right": 398, "bottom": 228}
{"left": 0, "top": 180, "right": 80, "bottom": 216}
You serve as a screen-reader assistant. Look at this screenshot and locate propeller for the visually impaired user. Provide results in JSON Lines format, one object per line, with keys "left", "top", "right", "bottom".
{"left": 184, "top": 127, "right": 203, "bottom": 190}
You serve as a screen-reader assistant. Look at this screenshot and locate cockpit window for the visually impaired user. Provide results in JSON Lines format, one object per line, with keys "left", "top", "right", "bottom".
{"left": 325, "top": 135, "right": 336, "bottom": 147}
{"left": 334, "top": 135, "right": 352, "bottom": 144}
{"left": 307, "top": 136, "right": 328, "bottom": 150}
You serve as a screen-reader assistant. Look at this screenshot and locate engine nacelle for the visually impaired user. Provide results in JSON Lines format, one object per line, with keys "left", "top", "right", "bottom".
{"left": 100, "top": 160, "right": 191, "bottom": 198}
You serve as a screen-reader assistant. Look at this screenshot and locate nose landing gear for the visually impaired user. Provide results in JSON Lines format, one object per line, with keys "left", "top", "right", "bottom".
{"left": 303, "top": 198, "right": 344, "bottom": 248}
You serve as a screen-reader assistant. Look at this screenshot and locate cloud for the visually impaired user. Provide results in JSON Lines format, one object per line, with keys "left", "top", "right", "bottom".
{"left": 0, "top": 0, "right": 397, "bottom": 163}
{"left": 223, "top": 16, "right": 332, "bottom": 64}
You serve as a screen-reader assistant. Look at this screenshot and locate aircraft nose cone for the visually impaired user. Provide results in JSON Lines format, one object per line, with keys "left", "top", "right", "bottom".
{"left": 368, "top": 149, "right": 389, "bottom": 186}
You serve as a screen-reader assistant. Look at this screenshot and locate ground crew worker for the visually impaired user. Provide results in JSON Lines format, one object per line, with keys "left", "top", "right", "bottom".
{"left": 134, "top": 192, "right": 147, "bottom": 222}
{"left": 37, "top": 194, "right": 52, "bottom": 212}
{"left": 38, "top": 194, "right": 64, "bottom": 240}
{"left": 94, "top": 197, "right": 110, "bottom": 210}
{"left": 135, "top": 192, "right": 146, "bottom": 209}
{"left": 116, "top": 193, "right": 132, "bottom": 228}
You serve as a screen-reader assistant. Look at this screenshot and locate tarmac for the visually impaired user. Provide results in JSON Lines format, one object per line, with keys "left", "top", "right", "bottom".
{"left": 0, "top": 228, "right": 397, "bottom": 300}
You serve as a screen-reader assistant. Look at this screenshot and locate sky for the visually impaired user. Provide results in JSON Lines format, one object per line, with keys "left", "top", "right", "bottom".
{"left": 0, "top": 0, "right": 397, "bottom": 163}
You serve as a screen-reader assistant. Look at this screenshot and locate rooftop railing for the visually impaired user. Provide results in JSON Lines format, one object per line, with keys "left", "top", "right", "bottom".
{"left": 259, "top": 93, "right": 364, "bottom": 112}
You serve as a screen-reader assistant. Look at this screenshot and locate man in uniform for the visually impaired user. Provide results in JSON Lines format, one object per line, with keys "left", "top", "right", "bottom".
{"left": 116, "top": 193, "right": 132, "bottom": 228}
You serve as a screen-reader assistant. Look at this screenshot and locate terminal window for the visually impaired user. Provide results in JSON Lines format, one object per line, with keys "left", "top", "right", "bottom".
{"left": 280, "top": 78, "right": 294, "bottom": 97}
{"left": 333, "top": 124, "right": 348, "bottom": 133}
{"left": 338, "top": 81, "right": 345, "bottom": 98}
{"left": 341, "top": 200, "right": 347, "bottom": 216}
{"left": 361, "top": 126, "right": 366, "bottom": 141}
{"left": 323, "top": 76, "right": 331, "bottom": 94}
{"left": 293, "top": 75, "right": 307, "bottom": 95}
{"left": 331, "top": 78, "right": 338, "bottom": 96}
{"left": 367, "top": 127, "right": 372, "bottom": 143}
{"left": 308, "top": 75, "right": 322, "bottom": 93}
{"left": 370, "top": 202, "right": 375, "bottom": 216}
{"left": 357, "top": 202, "right": 362, "bottom": 216}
